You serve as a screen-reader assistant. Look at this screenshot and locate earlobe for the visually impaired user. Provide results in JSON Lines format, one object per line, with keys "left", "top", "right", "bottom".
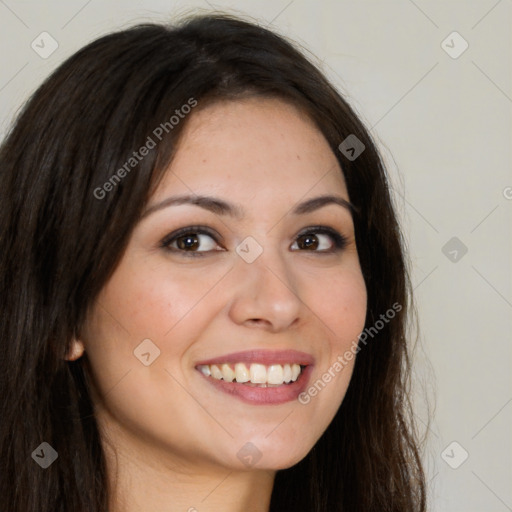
{"left": 65, "top": 339, "right": 85, "bottom": 361}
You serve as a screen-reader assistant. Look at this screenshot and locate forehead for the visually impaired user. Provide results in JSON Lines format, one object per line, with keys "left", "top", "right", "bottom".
{"left": 153, "top": 97, "right": 348, "bottom": 203}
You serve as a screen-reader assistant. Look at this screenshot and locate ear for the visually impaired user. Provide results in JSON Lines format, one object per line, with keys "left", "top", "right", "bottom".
{"left": 64, "top": 338, "right": 85, "bottom": 361}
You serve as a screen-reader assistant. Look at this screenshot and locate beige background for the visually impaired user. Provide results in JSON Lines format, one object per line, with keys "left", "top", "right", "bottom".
{"left": 1, "top": 1, "right": 510, "bottom": 510}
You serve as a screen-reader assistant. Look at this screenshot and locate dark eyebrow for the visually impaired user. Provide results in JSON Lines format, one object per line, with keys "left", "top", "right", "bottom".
{"left": 141, "top": 194, "right": 356, "bottom": 220}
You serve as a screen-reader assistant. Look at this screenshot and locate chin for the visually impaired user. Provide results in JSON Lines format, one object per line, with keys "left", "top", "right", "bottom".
{"left": 229, "top": 438, "right": 313, "bottom": 472}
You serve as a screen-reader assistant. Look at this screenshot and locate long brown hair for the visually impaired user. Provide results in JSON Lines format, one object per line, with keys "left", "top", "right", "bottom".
{"left": 0, "top": 13, "right": 426, "bottom": 511}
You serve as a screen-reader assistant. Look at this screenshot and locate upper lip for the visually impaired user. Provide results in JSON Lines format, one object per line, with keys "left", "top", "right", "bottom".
{"left": 195, "top": 349, "right": 315, "bottom": 367}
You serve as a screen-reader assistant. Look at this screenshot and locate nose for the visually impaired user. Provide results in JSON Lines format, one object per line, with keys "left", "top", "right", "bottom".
{"left": 227, "top": 247, "right": 303, "bottom": 333}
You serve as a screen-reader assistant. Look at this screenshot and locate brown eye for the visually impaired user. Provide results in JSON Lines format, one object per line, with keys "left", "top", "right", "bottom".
{"left": 175, "top": 234, "right": 201, "bottom": 251}
{"left": 291, "top": 227, "right": 348, "bottom": 253}
{"left": 296, "top": 233, "right": 320, "bottom": 250}
{"left": 161, "top": 227, "right": 222, "bottom": 256}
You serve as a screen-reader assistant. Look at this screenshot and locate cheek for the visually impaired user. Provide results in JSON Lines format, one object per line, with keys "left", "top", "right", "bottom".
{"left": 81, "top": 256, "right": 232, "bottom": 400}
{"left": 93, "top": 256, "right": 228, "bottom": 341}
{"left": 80, "top": 262, "right": 229, "bottom": 459}
{"left": 310, "top": 266, "right": 367, "bottom": 348}
{"left": 297, "top": 266, "right": 367, "bottom": 411}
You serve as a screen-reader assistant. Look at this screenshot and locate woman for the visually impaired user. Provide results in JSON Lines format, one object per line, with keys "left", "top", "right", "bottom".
{"left": 0, "top": 13, "right": 426, "bottom": 512}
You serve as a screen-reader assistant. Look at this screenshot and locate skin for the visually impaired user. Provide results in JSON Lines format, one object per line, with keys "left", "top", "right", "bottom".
{"left": 67, "top": 97, "right": 367, "bottom": 512}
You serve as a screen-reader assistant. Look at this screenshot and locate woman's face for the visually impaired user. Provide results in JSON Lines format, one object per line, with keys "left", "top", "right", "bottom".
{"left": 78, "top": 97, "right": 367, "bottom": 472}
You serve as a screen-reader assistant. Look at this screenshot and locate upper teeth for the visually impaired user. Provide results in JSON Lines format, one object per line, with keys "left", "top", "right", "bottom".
{"left": 197, "top": 363, "right": 303, "bottom": 385}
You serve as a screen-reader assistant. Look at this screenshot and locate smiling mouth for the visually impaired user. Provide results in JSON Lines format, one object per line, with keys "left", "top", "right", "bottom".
{"left": 196, "top": 362, "right": 305, "bottom": 387}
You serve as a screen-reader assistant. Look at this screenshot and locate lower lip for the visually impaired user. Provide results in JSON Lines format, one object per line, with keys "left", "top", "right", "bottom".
{"left": 197, "top": 365, "right": 313, "bottom": 405}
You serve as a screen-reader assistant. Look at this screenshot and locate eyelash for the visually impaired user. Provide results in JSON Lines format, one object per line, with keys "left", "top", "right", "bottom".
{"left": 160, "top": 225, "right": 348, "bottom": 257}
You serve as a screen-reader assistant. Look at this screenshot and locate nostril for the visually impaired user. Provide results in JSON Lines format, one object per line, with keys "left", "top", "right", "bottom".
{"left": 247, "top": 318, "right": 270, "bottom": 327}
